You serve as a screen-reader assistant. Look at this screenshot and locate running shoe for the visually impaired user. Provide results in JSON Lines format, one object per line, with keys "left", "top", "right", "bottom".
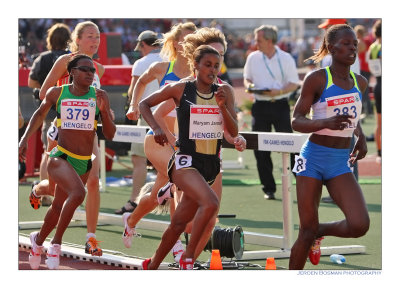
{"left": 122, "top": 212, "right": 137, "bottom": 248}
{"left": 114, "top": 200, "right": 137, "bottom": 215}
{"left": 142, "top": 258, "right": 151, "bottom": 270}
{"left": 171, "top": 240, "right": 184, "bottom": 263}
{"left": 85, "top": 237, "right": 103, "bottom": 256}
{"left": 45, "top": 243, "right": 61, "bottom": 270}
{"left": 179, "top": 257, "right": 194, "bottom": 270}
{"left": 157, "top": 181, "right": 173, "bottom": 205}
{"left": 308, "top": 237, "right": 324, "bottom": 265}
{"left": 29, "top": 182, "right": 41, "bottom": 210}
{"left": 29, "top": 231, "right": 43, "bottom": 270}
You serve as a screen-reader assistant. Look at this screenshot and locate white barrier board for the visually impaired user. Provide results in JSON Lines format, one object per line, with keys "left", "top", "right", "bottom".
{"left": 257, "top": 132, "right": 309, "bottom": 153}
{"left": 112, "top": 125, "right": 148, "bottom": 143}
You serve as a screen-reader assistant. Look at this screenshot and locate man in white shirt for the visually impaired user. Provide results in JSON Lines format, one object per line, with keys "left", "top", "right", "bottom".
{"left": 115, "top": 30, "right": 162, "bottom": 214}
{"left": 243, "top": 25, "right": 300, "bottom": 200}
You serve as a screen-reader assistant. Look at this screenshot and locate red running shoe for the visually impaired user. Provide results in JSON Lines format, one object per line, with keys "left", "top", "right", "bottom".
{"left": 29, "top": 182, "right": 41, "bottom": 210}
{"left": 142, "top": 258, "right": 151, "bottom": 270}
{"left": 179, "top": 257, "right": 194, "bottom": 270}
{"left": 309, "top": 237, "right": 324, "bottom": 265}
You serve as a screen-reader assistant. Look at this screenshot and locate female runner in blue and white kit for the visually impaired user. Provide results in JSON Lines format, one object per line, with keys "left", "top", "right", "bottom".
{"left": 289, "top": 24, "right": 370, "bottom": 270}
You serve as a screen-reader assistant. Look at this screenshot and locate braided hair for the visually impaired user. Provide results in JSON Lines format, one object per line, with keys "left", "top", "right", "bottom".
{"left": 307, "top": 24, "right": 354, "bottom": 63}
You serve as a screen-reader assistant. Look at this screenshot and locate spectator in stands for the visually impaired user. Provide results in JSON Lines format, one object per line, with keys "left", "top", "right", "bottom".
{"left": 367, "top": 20, "right": 382, "bottom": 162}
{"left": 354, "top": 24, "right": 373, "bottom": 116}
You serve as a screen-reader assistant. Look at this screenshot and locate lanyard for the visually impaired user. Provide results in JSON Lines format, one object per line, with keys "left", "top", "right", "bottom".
{"left": 262, "top": 48, "right": 284, "bottom": 81}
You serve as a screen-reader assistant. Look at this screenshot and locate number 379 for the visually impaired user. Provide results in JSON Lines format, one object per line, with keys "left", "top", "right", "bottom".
{"left": 66, "top": 108, "right": 89, "bottom": 120}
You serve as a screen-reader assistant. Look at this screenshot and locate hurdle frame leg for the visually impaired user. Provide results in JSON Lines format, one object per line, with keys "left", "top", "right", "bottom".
{"left": 99, "top": 139, "right": 107, "bottom": 192}
{"left": 281, "top": 152, "right": 294, "bottom": 250}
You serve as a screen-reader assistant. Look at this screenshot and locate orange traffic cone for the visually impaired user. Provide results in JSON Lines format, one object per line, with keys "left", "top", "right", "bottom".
{"left": 210, "top": 249, "right": 223, "bottom": 270}
{"left": 265, "top": 257, "right": 276, "bottom": 270}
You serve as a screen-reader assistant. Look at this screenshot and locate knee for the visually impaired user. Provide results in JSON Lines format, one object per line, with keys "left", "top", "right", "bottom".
{"left": 132, "top": 156, "right": 147, "bottom": 168}
{"left": 203, "top": 194, "right": 219, "bottom": 216}
{"left": 170, "top": 219, "right": 187, "bottom": 235}
{"left": 349, "top": 216, "right": 370, "bottom": 238}
{"left": 69, "top": 188, "right": 86, "bottom": 206}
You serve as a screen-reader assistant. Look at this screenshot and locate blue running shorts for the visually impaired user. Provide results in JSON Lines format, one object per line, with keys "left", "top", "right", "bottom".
{"left": 292, "top": 140, "right": 352, "bottom": 181}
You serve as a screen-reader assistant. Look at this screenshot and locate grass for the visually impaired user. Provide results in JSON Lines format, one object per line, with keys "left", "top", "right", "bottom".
{"left": 18, "top": 113, "right": 381, "bottom": 270}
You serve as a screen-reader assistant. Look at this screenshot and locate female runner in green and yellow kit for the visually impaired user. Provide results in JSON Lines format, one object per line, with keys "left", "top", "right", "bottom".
{"left": 19, "top": 54, "right": 116, "bottom": 269}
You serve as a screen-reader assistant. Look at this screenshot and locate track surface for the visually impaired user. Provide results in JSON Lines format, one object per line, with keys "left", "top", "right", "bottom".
{"left": 19, "top": 248, "right": 129, "bottom": 270}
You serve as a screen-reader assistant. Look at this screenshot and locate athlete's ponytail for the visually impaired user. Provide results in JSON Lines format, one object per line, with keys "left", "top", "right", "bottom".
{"left": 306, "top": 24, "right": 353, "bottom": 64}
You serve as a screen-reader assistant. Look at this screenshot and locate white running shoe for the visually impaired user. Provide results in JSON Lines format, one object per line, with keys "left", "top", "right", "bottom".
{"left": 29, "top": 231, "right": 43, "bottom": 270}
{"left": 122, "top": 212, "right": 136, "bottom": 248}
{"left": 157, "top": 181, "right": 173, "bottom": 205}
{"left": 45, "top": 243, "right": 61, "bottom": 270}
{"left": 171, "top": 240, "right": 184, "bottom": 263}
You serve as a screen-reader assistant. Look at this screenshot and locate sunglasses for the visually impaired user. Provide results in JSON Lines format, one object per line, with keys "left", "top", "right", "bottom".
{"left": 73, "top": 66, "right": 96, "bottom": 74}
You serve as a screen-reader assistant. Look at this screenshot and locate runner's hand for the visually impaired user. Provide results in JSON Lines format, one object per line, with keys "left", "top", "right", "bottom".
{"left": 215, "top": 85, "right": 227, "bottom": 109}
{"left": 325, "top": 114, "right": 353, "bottom": 130}
{"left": 349, "top": 134, "right": 368, "bottom": 164}
{"left": 126, "top": 105, "right": 140, "bottom": 121}
{"left": 153, "top": 127, "right": 168, "bottom": 146}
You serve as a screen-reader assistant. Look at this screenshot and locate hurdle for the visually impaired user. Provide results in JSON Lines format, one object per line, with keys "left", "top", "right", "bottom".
{"left": 87, "top": 125, "right": 366, "bottom": 260}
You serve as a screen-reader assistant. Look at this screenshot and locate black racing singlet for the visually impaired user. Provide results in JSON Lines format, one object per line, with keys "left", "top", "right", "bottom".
{"left": 176, "top": 81, "right": 222, "bottom": 157}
